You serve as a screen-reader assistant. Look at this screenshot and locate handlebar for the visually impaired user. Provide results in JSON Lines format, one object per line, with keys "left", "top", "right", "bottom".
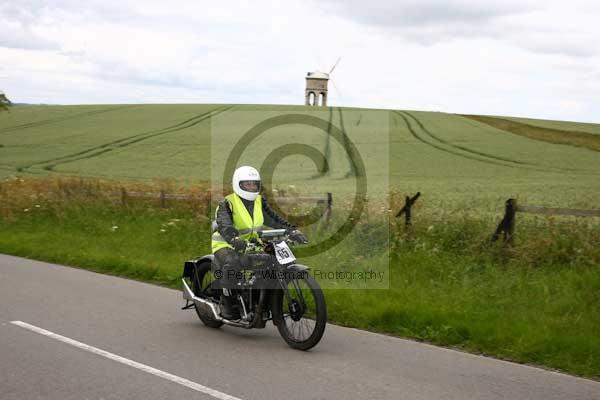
{"left": 258, "top": 229, "right": 308, "bottom": 244}
{"left": 243, "top": 229, "right": 307, "bottom": 254}
{"left": 258, "top": 229, "right": 287, "bottom": 240}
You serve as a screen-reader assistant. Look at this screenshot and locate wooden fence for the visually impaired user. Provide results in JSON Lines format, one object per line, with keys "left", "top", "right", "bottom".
{"left": 272, "top": 193, "right": 333, "bottom": 225}
{"left": 117, "top": 188, "right": 208, "bottom": 208}
{"left": 391, "top": 194, "right": 599, "bottom": 244}
{"left": 396, "top": 192, "right": 421, "bottom": 237}
{"left": 117, "top": 188, "right": 333, "bottom": 225}
{"left": 492, "top": 198, "right": 600, "bottom": 244}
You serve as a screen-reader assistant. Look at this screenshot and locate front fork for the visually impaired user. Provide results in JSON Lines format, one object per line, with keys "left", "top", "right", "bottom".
{"left": 277, "top": 272, "right": 307, "bottom": 319}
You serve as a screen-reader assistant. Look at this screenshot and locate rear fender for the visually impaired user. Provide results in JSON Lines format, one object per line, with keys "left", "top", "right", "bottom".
{"left": 182, "top": 255, "right": 214, "bottom": 278}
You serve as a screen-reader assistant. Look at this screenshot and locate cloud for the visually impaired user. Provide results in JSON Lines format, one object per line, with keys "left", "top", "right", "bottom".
{"left": 0, "top": 27, "right": 57, "bottom": 50}
{"left": 0, "top": 18, "right": 59, "bottom": 50}
{"left": 316, "top": 0, "right": 600, "bottom": 57}
{"left": 0, "top": 0, "right": 599, "bottom": 123}
{"left": 317, "top": 0, "right": 541, "bottom": 44}
{"left": 319, "top": 0, "right": 538, "bottom": 27}
{"left": 514, "top": 34, "right": 596, "bottom": 58}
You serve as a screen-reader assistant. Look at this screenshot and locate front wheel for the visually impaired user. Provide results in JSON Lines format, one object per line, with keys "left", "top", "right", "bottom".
{"left": 273, "top": 273, "right": 327, "bottom": 350}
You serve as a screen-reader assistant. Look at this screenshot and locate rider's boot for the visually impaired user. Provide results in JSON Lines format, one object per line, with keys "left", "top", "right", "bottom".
{"left": 220, "top": 289, "right": 241, "bottom": 320}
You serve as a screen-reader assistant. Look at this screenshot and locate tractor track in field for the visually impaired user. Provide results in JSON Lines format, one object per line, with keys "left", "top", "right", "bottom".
{"left": 0, "top": 105, "right": 137, "bottom": 134}
{"left": 395, "top": 111, "right": 599, "bottom": 175}
{"left": 394, "top": 111, "right": 524, "bottom": 169}
{"left": 0, "top": 164, "right": 45, "bottom": 175}
{"left": 337, "top": 107, "right": 358, "bottom": 178}
{"left": 405, "top": 111, "right": 600, "bottom": 175}
{"left": 310, "top": 106, "right": 333, "bottom": 179}
{"left": 21, "top": 106, "right": 232, "bottom": 172}
{"left": 402, "top": 111, "right": 535, "bottom": 166}
{"left": 311, "top": 107, "right": 358, "bottom": 179}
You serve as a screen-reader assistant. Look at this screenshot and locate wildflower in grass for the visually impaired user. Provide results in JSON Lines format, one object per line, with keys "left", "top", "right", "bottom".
{"left": 35, "top": 204, "right": 41, "bottom": 208}
{"left": 160, "top": 228, "right": 166, "bottom": 233}
{"left": 111, "top": 225, "right": 119, "bottom": 231}
{"left": 23, "top": 208, "right": 29, "bottom": 212}
{"left": 167, "top": 221, "right": 175, "bottom": 226}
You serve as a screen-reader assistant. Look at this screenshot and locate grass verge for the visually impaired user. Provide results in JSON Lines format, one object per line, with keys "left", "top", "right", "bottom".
{"left": 1, "top": 177, "right": 599, "bottom": 379}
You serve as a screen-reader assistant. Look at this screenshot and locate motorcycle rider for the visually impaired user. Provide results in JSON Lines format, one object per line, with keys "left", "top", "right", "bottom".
{"left": 212, "top": 166, "right": 307, "bottom": 320}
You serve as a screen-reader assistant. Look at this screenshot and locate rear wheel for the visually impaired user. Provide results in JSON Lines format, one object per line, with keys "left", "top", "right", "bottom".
{"left": 274, "top": 273, "right": 327, "bottom": 350}
{"left": 191, "top": 261, "right": 223, "bottom": 328}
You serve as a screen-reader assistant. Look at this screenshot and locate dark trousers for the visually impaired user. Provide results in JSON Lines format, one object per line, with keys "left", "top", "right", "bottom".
{"left": 214, "top": 248, "right": 241, "bottom": 289}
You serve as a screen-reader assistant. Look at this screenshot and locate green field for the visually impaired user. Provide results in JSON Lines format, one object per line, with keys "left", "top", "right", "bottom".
{"left": 2, "top": 104, "right": 599, "bottom": 208}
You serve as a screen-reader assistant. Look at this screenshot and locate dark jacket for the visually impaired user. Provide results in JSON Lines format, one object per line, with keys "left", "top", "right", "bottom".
{"left": 215, "top": 195, "right": 295, "bottom": 243}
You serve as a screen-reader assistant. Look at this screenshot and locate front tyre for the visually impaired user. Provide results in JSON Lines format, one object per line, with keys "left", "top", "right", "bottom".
{"left": 274, "top": 273, "right": 327, "bottom": 350}
{"left": 191, "top": 261, "right": 223, "bottom": 329}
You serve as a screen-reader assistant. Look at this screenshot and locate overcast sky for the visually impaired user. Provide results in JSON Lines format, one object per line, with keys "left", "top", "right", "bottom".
{"left": 1, "top": 0, "right": 599, "bottom": 122}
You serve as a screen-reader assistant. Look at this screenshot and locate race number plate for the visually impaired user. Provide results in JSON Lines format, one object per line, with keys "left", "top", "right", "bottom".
{"left": 274, "top": 241, "right": 296, "bottom": 264}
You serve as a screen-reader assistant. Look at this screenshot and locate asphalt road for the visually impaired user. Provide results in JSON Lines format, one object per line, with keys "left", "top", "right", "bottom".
{"left": 1, "top": 254, "right": 598, "bottom": 400}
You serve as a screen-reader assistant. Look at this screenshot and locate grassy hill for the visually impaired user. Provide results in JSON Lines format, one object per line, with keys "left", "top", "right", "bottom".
{"left": 1, "top": 104, "right": 599, "bottom": 209}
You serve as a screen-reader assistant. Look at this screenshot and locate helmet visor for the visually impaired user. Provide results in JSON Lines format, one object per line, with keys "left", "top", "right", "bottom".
{"left": 239, "top": 180, "right": 261, "bottom": 193}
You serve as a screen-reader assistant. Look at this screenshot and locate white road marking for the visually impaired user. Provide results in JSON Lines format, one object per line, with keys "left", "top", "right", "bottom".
{"left": 10, "top": 321, "right": 243, "bottom": 400}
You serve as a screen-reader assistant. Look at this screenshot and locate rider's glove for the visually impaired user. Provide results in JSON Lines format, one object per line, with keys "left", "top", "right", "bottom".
{"left": 230, "top": 237, "right": 247, "bottom": 253}
{"left": 287, "top": 229, "right": 308, "bottom": 244}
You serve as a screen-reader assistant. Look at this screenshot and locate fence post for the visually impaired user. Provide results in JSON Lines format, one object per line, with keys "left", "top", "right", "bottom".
{"left": 120, "top": 187, "right": 127, "bottom": 206}
{"left": 206, "top": 195, "right": 212, "bottom": 218}
{"left": 504, "top": 198, "right": 517, "bottom": 244}
{"left": 405, "top": 196, "right": 412, "bottom": 230}
{"left": 396, "top": 192, "right": 421, "bottom": 239}
{"left": 159, "top": 190, "right": 166, "bottom": 208}
{"left": 325, "top": 192, "right": 332, "bottom": 225}
{"left": 492, "top": 198, "right": 517, "bottom": 244}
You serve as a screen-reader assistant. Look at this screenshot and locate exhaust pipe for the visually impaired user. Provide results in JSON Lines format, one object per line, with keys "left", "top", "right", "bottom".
{"left": 182, "top": 278, "right": 222, "bottom": 321}
{"left": 182, "top": 279, "right": 255, "bottom": 328}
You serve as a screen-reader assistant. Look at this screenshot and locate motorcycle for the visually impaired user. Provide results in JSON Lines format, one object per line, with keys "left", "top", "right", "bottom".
{"left": 181, "top": 229, "right": 327, "bottom": 350}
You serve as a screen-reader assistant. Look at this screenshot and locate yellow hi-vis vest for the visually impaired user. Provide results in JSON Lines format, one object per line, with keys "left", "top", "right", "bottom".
{"left": 211, "top": 193, "right": 264, "bottom": 253}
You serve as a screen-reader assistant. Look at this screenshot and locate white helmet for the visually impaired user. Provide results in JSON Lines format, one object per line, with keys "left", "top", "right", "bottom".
{"left": 233, "top": 166, "right": 261, "bottom": 201}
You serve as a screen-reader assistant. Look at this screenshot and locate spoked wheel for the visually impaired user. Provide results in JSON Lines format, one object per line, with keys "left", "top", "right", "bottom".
{"left": 191, "top": 261, "right": 223, "bottom": 328}
{"left": 274, "top": 273, "right": 327, "bottom": 350}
